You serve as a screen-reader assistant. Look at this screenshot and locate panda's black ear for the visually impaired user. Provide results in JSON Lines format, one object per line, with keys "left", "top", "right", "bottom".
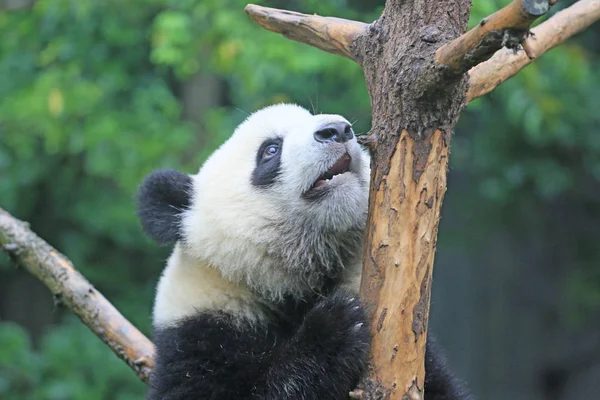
{"left": 136, "top": 169, "right": 193, "bottom": 246}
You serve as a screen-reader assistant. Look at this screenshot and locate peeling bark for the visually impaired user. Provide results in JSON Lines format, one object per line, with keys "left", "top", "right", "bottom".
{"left": 359, "top": 130, "right": 450, "bottom": 399}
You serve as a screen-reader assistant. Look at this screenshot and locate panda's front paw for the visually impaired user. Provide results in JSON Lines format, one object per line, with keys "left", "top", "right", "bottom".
{"left": 298, "top": 290, "right": 370, "bottom": 362}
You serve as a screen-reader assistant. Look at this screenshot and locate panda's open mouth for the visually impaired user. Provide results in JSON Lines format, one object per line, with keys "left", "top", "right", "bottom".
{"left": 304, "top": 153, "right": 352, "bottom": 199}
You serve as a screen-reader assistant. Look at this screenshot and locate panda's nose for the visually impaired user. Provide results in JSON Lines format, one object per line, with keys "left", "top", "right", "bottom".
{"left": 314, "top": 122, "right": 354, "bottom": 144}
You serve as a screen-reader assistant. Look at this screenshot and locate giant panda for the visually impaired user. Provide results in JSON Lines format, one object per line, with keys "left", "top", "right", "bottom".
{"left": 136, "top": 104, "right": 473, "bottom": 400}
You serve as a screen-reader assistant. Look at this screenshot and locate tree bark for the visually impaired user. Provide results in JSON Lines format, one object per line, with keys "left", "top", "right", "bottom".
{"left": 350, "top": 2, "right": 470, "bottom": 397}
{"left": 358, "top": 129, "right": 450, "bottom": 398}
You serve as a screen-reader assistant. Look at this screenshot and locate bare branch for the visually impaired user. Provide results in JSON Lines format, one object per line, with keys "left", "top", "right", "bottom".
{"left": 467, "top": 0, "right": 600, "bottom": 102}
{"left": 244, "top": 4, "right": 368, "bottom": 61}
{"left": 436, "top": 0, "right": 551, "bottom": 74}
{"left": 0, "top": 207, "right": 155, "bottom": 383}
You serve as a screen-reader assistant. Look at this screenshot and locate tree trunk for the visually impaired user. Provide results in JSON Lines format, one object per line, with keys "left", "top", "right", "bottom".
{"left": 353, "top": 1, "right": 470, "bottom": 397}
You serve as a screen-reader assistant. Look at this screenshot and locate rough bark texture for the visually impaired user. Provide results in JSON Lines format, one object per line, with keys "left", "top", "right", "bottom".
{"left": 350, "top": 2, "right": 471, "bottom": 398}
{"left": 0, "top": 207, "right": 155, "bottom": 383}
{"left": 467, "top": 0, "right": 600, "bottom": 102}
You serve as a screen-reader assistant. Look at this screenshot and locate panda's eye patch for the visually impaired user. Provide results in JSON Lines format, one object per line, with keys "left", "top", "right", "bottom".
{"left": 263, "top": 144, "right": 279, "bottom": 159}
{"left": 252, "top": 138, "right": 283, "bottom": 187}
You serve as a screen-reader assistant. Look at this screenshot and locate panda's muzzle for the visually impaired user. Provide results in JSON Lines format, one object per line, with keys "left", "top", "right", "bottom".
{"left": 310, "top": 153, "right": 352, "bottom": 191}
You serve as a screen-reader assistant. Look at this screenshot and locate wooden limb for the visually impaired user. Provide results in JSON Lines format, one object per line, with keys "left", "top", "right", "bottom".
{"left": 436, "top": 0, "right": 551, "bottom": 74}
{"left": 467, "top": 0, "right": 600, "bottom": 102}
{"left": 244, "top": 4, "right": 368, "bottom": 61}
{"left": 0, "top": 207, "right": 155, "bottom": 383}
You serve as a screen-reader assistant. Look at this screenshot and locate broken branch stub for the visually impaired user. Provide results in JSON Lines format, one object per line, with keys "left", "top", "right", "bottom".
{"left": 244, "top": 4, "right": 368, "bottom": 61}
{"left": 436, "top": 0, "right": 552, "bottom": 74}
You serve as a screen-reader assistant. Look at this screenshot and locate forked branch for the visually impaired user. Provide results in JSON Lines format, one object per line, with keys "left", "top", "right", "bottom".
{"left": 436, "top": 0, "right": 552, "bottom": 74}
{"left": 468, "top": 0, "right": 600, "bottom": 102}
{"left": 0, "top": 207, "right": 155, "bottom": 383}
{"left": 244, "top": 4, "right": 368, "bottom": 61}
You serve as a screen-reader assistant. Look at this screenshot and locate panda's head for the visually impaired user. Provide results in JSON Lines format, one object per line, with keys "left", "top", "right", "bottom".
{"left": 137, "top": 104, "right": 370, "bottom": 300}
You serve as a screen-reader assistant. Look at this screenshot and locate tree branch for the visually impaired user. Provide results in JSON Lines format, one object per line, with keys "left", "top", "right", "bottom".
{"left": 436, "top": 0, "right": 551, "bottom": 74}
{"left": 244, "top": 4, "right": 368, "bottom": 61}
{"left": 0, "top": 207, "right": 154, "bottom": 383}
{"left": 467, "top": 0, "right": 600, "bottom": 102}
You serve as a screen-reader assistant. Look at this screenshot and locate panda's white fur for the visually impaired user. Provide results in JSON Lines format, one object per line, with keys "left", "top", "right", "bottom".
{"left": 153, "top": 104, "right": 370, "bottom": 327}
{"left": 152, "top": 243, "right": 265, "bottom": 327}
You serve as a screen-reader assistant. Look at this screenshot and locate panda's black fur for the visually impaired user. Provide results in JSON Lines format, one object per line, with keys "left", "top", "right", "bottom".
{"left": 137, "top": 169, "right": 193, "bottom": 245}
{"left": 137, "top": 104, "right": 474, "bottom": 400}
{"left": 149, "top": 290, "right": 369, "bottom": 400}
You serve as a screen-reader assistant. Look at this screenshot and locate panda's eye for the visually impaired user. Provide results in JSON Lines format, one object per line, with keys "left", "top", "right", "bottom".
{"left": 263, "top": 144, "right": 279, "bottom": 159}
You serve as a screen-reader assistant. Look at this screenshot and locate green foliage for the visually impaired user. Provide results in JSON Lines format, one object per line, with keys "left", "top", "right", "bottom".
{"left": 0, "top": 320, "right": 144, "bottom": 400}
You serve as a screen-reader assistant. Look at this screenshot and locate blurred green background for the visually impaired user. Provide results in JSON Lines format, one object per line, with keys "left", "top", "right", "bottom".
{"left": 1, "top": 0, "right": 599, "bottom": 399}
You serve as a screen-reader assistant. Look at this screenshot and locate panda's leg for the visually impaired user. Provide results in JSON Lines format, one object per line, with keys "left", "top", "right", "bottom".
{"left": 255, "top": 290, "right": 371, "bottom": 400}
{"left": 424, "top": 334, "right": 475, "bottom": 400}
